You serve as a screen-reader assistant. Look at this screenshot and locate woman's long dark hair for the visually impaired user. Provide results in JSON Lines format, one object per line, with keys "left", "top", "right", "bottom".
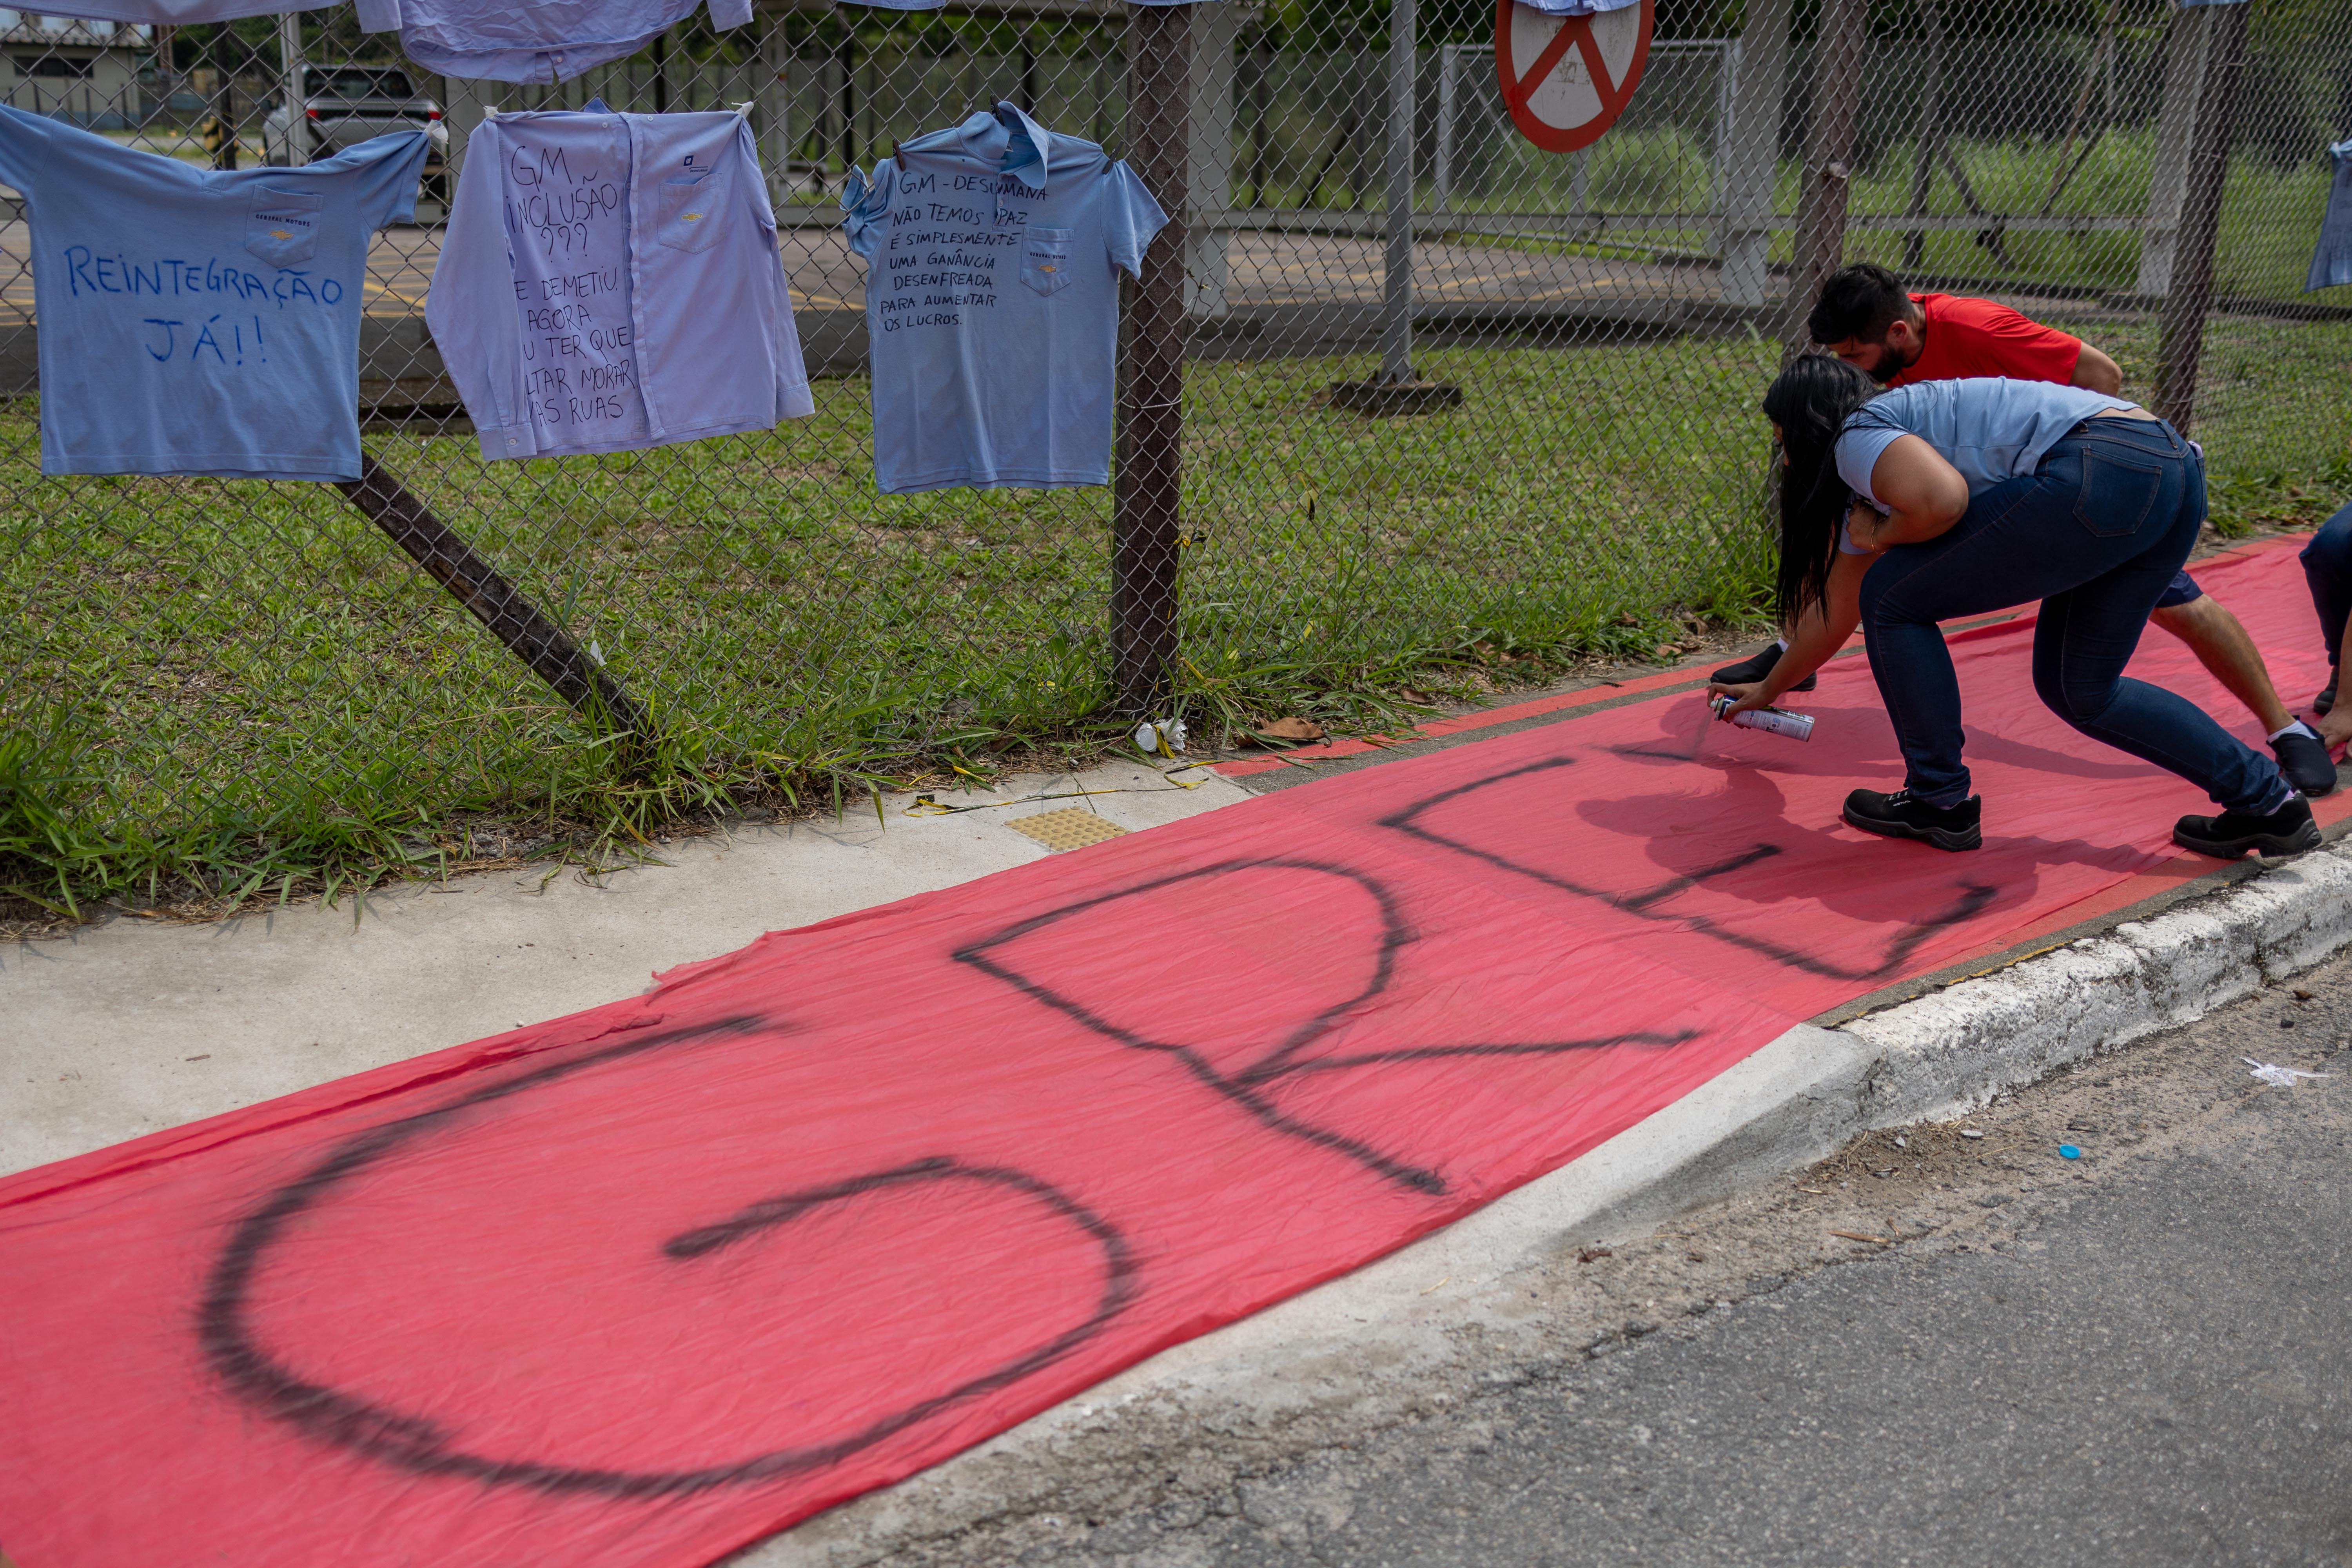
{"left": 1761, "top": 355, "right": 1881, "bottom": 622}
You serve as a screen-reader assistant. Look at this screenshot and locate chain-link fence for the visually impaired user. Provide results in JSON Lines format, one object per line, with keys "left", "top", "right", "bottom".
{"left": 3, "top": 0, "right": 2349, "bottom": 909}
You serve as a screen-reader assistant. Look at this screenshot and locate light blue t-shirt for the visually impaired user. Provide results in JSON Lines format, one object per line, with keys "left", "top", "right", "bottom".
{"left": 0, "top": 107, "right": 427, "bottom": 481}
{"left": 1836, "top": 376, "right": 2139, "bottom": 508}
{"left": 842, "top": 104, "right": 1167, "bottom": 495}
{"left": 355, "top": 0, "right": 750, "bottom": 84}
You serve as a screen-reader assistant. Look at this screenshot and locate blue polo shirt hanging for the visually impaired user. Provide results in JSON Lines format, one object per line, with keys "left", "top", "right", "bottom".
{"left": 841, "top": 103, "right": 1168, "bottom": 495}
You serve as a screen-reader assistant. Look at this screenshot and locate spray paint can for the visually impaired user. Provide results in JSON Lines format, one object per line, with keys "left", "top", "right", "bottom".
{"left": 1711, "top": 694, "right": 1815, "bottom": 742}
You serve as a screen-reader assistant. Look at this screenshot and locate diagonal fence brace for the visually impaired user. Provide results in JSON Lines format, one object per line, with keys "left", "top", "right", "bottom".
{"left": 336, "top": 452, "right": 657, "bottom": 751}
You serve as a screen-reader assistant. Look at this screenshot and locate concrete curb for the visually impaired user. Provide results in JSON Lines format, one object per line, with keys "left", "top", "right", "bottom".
{"left": 1849, "top": 846, "right": 2352, "bottom": 1122}
{"left": 743, "top": 840, "right": 2352, "bottom": 1567}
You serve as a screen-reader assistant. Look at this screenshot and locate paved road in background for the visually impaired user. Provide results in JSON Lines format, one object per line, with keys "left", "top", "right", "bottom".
{"left": 0, "top": 219, "right": 1718, "bottom": 323}
{"left": 968, "top": 958, "right": 2352, "bottom": 1568}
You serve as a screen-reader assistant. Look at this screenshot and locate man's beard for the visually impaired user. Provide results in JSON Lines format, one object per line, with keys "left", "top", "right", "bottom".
{"left": 1865, "top": 345, "right": 1904, "bottom": 384}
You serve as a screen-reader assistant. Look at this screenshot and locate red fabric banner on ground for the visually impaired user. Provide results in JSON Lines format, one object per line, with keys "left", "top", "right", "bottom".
{"left": 0, "top": 539, "right": 2329, "bottom": 1568}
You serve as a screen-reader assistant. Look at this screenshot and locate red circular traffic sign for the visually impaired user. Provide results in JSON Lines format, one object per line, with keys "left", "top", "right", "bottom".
{"left": 1494, "top": 0, "right": 1655, "bottom": 154}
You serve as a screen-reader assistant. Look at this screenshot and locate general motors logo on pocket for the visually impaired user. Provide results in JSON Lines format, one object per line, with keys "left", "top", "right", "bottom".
{"left": 1494, "top": 0, "right": 1653, "bottom": 154}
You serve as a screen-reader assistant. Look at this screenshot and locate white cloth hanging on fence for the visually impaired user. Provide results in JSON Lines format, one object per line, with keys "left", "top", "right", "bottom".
{"left": 427, "top": 103, "right": 813, "bottom": 462}
{"left": 2308, "top": 140, "right": 2352, "bottom": 293}
{"left": 356, "top": 0, "right": 749, "bottom": 85}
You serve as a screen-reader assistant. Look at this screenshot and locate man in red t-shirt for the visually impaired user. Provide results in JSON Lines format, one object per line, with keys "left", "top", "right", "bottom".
{"left": 1831, "top": 281, "right": 2124, "bottom": 395}
{"left": 1713, "top": 263, "right": 2333, "bottom": 796}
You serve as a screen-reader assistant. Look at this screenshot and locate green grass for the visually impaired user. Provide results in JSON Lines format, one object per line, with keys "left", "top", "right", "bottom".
{"left": 5, "top": 318, "right": 2350, "bottom": 918}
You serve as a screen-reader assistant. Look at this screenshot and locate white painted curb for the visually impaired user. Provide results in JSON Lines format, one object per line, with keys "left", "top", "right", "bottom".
{"left": 1848, "top": 844, "right": 2352, "bottom": 1121}
{"left": 743, "top": 842, "right": 2352, "bottom": 1567}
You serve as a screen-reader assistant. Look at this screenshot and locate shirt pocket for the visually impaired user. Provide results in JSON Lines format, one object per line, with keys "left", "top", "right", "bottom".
{"left": 245, "top": 186, "right": 323, "bottom": 267}
{"left": 1022, "top": 227, "right": 1076, "bottom": 296}
{"left": 655, "top": 168, "right": 726, "bottom": 254}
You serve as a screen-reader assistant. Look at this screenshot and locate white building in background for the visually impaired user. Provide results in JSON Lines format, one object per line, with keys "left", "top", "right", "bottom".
{"left": 0, "top": 11, "right": 149, "bottom": 130}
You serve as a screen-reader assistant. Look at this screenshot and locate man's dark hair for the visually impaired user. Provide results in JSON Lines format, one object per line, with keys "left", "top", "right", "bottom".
{"left": 1807, "top": 263, "right": 1917, "bottom": 346}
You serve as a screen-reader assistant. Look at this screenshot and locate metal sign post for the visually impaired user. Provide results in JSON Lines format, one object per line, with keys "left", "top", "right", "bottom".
{"left": 1332, "top": 0, "right": 1463, "bottom": 416}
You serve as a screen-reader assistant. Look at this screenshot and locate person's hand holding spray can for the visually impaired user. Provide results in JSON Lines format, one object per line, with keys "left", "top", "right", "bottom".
{"left": 1710, "top": 692, "right": 1814, "bottom": 742}
{"left": 1703, "top": 489, "right": 1875, "bottom": 744}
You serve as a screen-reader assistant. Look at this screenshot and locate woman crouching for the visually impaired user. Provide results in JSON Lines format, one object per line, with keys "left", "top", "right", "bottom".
{"left": 1711, "top": 355, "right": 2317, "bottom": 860}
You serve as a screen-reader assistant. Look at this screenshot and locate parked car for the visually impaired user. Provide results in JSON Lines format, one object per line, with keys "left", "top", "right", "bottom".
{"left": 261, "top": 65, "right": 448, "bottom": 203}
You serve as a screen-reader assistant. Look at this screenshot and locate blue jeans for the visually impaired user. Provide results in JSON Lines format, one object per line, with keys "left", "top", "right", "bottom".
{"left": 1858, "top": 416, "right": 2288, "bottom": 814}
{"left": 2299, "top": 500, "right": 2352, "bottom": 676}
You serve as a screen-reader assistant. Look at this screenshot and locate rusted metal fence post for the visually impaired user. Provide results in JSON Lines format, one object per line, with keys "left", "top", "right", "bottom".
{"left": 1781, "top": 0, "right": 1868, "bottom": 359}
{"left": 1111, "top": 1, "right": 1192, "bottom": 716}
{"left": 338, "top": 454, "right": 657, "bottom": 749}
{"left": 2152, "top": 0, "right": 2249, "bottom": 434}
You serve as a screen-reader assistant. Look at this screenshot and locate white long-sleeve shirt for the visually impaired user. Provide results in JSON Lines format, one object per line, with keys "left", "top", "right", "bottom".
{"left": 426, "top": 105, "right": 813, "bottom": 463}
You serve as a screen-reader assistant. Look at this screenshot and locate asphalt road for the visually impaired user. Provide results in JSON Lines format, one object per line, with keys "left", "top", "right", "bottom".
{"left": 916, "top": 955, "right": 2352, "bottom": 1568}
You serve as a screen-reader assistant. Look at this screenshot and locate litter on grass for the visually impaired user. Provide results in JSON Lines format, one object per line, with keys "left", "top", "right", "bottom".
{"left": 2243, "top": 1058, "right": 2334, "bottom": 1089}
{"left": 1132, "top": 719, "right": 1188, "bottom": 755}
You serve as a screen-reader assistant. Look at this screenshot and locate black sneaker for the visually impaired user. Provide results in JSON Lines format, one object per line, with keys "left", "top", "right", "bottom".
{"left": 1711, "top": 643, "right": 1818, "bottom": 692}
{"left": 2270, "top": 729, "right": 2338, "bottom": 799}
{"left": 2172, "top": 795, "right": 2322, "bottom": 859}
{"left": 1841, "top": 788, "right": 1983, "bottom": 852}
{"left": 2317, "top": 679, "right": 2337, "bottom": 717}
